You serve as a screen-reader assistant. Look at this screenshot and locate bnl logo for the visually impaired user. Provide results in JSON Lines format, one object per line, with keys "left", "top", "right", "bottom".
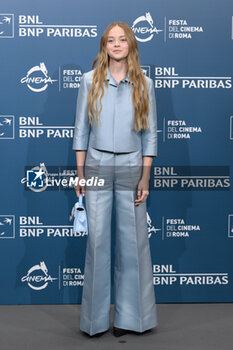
{"left": 230, "top": 116, "right": 233, "bottom": 140}
{"left": 141, "top": 66, "right": 151, "bottom": 78}
{"left": 0, "top": 215, "right": 15, "bottom": 238}
{"left": 0, "top": 116, "right": 14, "bottom": 139}
{"left": 0, "top": 14, "right": 14, "bottom": 38}
{"left": 27, "top": 167, "right": 46, "bottom": 189}
{"left": 228, "top": 214, "right": 233, "bottom": 238}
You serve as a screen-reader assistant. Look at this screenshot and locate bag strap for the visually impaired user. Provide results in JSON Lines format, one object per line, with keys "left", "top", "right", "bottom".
{"left": 78, "top": 193, "right": 83, "bottom": 206}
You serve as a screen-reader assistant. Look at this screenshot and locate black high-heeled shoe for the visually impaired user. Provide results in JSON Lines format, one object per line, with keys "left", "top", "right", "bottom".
{"left": 113, "top": 326, "right": 128, "bottom": 337}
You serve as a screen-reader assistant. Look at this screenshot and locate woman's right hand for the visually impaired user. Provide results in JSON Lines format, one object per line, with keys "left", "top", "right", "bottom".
{"left": 74, "top": 175, "right": 86, "bottom": 197}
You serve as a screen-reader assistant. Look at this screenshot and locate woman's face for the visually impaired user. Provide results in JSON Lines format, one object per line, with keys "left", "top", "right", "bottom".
{"left": 106, "top": 26, "right": 129, "bottom": 62}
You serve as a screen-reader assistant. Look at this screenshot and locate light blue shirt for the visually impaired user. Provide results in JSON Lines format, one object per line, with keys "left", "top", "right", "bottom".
{"left": 72, "top": 66, "right": 158, "bottom": 156}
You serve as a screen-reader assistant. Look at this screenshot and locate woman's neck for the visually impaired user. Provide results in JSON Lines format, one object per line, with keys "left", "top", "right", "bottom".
{"left": 108, "top": 59, "right": 128, "bottom": 76}
{"left": 108, "top": 59, "right": 128, "bottom": 83}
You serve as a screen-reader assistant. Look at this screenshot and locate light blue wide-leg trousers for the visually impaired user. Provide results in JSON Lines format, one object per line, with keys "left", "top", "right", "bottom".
{"left": 80, "top": 146, "right": 158, "bottom": 335}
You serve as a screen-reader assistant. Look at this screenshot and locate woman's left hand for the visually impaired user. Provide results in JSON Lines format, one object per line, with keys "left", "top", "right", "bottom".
{"left": 134, "top": 177, "right": 149, "bottom": 206}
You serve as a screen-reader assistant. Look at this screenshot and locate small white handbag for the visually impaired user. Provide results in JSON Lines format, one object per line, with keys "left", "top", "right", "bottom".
{"left": 70, "top": 194, "right": 88, "bottom": 233}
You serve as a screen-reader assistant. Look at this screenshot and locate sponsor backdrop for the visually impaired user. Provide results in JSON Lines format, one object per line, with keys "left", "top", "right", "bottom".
{"left": 0, "top": 0, "right": 232, "bottom": 304}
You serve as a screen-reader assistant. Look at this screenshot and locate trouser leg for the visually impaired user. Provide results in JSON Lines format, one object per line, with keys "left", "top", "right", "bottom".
{"left": 113, "top": 150, "right": 158, "bottom": 332}
{"left": 80, "top": 148, "right": 114, "bottom": 335}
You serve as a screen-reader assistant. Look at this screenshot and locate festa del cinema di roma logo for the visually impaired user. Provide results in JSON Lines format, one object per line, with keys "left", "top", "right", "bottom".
{"left": 20, "top": 62, "right": 57, "bottom": 92}
{"left": 21, "top": 261, "right": 57, "bottom": 290}
{"left": 131, "top": 12, "right": 163, "bottom": 42}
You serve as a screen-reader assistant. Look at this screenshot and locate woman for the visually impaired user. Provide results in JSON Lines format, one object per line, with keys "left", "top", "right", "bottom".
{"left": 72, "top": 21, "right": 158, "bottom": 337}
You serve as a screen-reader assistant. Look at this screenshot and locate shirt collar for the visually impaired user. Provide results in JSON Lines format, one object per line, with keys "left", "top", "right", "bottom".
{"left": 105, "top": 66, "right": 132, "bottom": 86}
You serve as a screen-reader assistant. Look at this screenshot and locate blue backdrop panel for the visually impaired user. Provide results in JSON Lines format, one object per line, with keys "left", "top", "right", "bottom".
{"left": 0, "top": 0, "right": 232, "bottom": 304}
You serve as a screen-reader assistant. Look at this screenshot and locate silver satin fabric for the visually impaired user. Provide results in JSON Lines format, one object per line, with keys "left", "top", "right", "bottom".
{"left": 80, "top": 146, "right": 158, "bottom": 335}
{"left": 72, "top": 66, "right": 158, "bottom": 157}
